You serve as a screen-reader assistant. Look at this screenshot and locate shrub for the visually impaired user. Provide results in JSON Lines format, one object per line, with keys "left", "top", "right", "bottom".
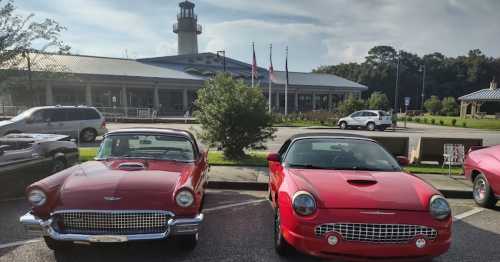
{"left": 439, "top": 120, "right": 444, "bottom": 125}
{"left": 431, "top": 118, "right": 436, "bottom": 124}
{"left": 423, "top": 118, "right": 428, "bottom": 124}
{"left": 194, "top": 73, "right": 276, "bottom": 159}
{"left": 424, "top": 96, "right": 442, "bottom": 115}
{"left": 338, "top": 94, "right": 366, "bottom": 115}
{"left": 441, "top": 97, "right": 459, "bottom": 116}
{"left": 415, "top": 118, "right": 421, "bottom": 123}
{"left": 462, "top": 122, "right": 467, "bottom": 128}
{"left": 451, "top": 119, "right": 457, "bottom": 126}
{"left": 368, "top": 92, "right": 390, "bottom": 110}
{"left": 407, "top": 116, "right": 413, "bottom": 122}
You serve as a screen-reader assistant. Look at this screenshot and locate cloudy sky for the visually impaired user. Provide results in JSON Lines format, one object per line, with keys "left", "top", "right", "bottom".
{"left": 16, "top": 0, "right": 500, "bottom": 72}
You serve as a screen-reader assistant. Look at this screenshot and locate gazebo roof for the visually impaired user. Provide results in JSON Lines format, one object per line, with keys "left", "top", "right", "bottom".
{"left": 458, "top": 88, "right": 500, "bottom": 102}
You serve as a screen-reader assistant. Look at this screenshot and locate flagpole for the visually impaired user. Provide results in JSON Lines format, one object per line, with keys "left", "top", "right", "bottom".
{"left": 252, "top": 42, "right": 255, "bottom": 88}
{"left": 268, "top": 44, "right": 272, "bottom": 113}
{"left": 285, "top": 46, "right": 288, "bottom": 116}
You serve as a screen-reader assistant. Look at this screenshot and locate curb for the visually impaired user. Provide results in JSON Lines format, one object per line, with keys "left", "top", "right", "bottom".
{"left": 207, "top": 181, "right": 474, "bottom": 199}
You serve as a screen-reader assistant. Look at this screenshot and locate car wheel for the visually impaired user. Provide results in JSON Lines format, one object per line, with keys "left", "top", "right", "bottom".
{"left": 339, "top": 122, "right": 348, "bottom": 130}
{"left": 473, "top": 174, "right": 497, "bottom": 208}
{"left": 52, "top": 158, "right": 67, "bottom": 173}
{"left": 43, "top": 237, "right": 72, "bottom": 251}
{"left": 176, "top": 233, "right": 198, "bottom": 250}
{"left": 80, "top": 128, "right": 97, "bottom": 143}
{"left": 274, "top": 207, "right": 292, "bottom": 256}
{"left": 367, "top": 122, "right": 376, "bottom": 131}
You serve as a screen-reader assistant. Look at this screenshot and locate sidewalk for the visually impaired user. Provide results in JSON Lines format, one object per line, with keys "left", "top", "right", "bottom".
{"left": 208, "top": 166, "right": 472, "bottom": 198}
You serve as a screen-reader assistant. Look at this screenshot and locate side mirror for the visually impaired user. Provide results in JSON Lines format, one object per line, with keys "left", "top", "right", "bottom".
{"left": 396, "top": 156, "right": 410, "bottom": 166}
{"left": 267, "top": 153, "right": 280, "bottom": 162}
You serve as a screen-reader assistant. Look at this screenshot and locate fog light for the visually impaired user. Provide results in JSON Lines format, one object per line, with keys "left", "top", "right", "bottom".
{"left": 327, "top": 235, "right": 339, "bottom": 246}
{"left": 416, "top": 238, "right": 426, "bottom": 248}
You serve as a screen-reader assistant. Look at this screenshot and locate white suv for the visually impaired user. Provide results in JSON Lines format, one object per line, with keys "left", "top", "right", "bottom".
{"left": 338, "top": 110, "right": 392, "bottom": 131}
{"left": 0, "top": 106, "right": 107, "bottom": 142}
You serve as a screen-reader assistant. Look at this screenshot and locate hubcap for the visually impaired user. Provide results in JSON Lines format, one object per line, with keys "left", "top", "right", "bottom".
{"left": 368, "top": 124, "right": 375, "bottom": 130}
{"left": 474, "top": 178, "right": 487, "bottom": 201}
{"left": 82, "top": 130, "right": 94, "bottom": 141}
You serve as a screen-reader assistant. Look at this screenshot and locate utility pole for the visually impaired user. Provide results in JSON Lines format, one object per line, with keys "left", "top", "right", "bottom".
{"left": 393, "top": 52, "right": 400, "bottom": 130}
{"left": 419, "top": 64, "right": 426, "bottom": 111}
{"left": 216, "top": 50, "right": 226, "bottom": 72}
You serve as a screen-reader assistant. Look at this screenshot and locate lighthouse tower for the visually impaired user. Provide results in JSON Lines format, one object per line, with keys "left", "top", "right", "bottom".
{"left": 173, "top": 1, "right": 202, "bottom": 55}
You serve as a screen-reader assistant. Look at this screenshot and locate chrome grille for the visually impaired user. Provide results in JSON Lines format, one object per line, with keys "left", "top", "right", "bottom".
{"left": 315, "top": 223, "right": 437, "bottom": 243}
{"left": 54, "top": 210, "right": 172, "bottom": 235}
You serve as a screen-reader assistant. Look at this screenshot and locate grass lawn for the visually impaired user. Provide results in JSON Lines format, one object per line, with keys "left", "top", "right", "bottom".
{"left": 78, "top": 148, "right": 461, "bottom": 174}
{"left": 404, "top": 115, "right": 500, "bottom": 130}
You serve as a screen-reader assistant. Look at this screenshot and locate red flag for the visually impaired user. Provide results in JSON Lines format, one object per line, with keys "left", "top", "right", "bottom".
{"left": 252, "top": 42, "right": 258, "bottom": 81}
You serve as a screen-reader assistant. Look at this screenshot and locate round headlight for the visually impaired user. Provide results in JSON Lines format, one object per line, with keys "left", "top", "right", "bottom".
{"left": 429, "top": 195, "right": 450, "bottom": 220}
{"left": 292, "top": 191, "right": 317, "bottom": 216}
{"left": 176, "top": 190, "right": 194, "bottom": 208}
{"left": 28, "top": 190, "right": 47, "bottom": 207}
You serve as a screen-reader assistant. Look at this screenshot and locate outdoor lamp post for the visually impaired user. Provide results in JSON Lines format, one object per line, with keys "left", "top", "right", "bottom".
{"left": 216, "top": 50, "right": 226, "bottom": 72}
{"left": 21, "top": 50, "right": 33, "bottom": 95}
{"left": 393, "top": 52, "right": 401, "bottom": 130}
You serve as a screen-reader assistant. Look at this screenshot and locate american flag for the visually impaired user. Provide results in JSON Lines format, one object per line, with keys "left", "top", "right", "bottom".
{"left": 269, "top": 45, "right": 275, "bottom": 82}
{"left": 252, "top": 42, "right": 258, "bottom": 82}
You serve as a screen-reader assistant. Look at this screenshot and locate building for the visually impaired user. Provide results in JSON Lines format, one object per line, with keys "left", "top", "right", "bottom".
{"left": 0, "top": 0, "right": 367, "bottom": 117}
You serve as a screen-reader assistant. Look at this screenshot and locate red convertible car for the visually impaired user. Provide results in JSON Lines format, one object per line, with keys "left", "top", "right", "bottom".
{"left": 464, "top": 145, "right": 500, "bottom": 208}
{"left": 267, "top": 133, "right": 452, "bottom": 260}
{"left": 20, "top": 128, "right": 208, "bottom": 251}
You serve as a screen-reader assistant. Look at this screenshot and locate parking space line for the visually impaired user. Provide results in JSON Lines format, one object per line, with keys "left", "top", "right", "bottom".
{"left": 204, "top": 199, "right": 268, "bottom": 213}
{"left": 0, "top": 197, "right": 25, "bottom": 203}
{"left": 0, "top": 239, "right": 41, "bottom": 250}
{"left": 453, "top": 207, "right": 484, "bottom": 221}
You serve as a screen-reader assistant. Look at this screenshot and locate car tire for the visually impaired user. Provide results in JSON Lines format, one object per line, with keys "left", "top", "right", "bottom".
{"left": 473, "top": 174, "right": 497, "bottom": 208}
{"left": 43, "top": 237, "right": 72, "bottom": 251}
{"left": 176, "top": 234, "right": 198, "bottom": 250}
{"left": 274, "top": 207, "right": 292, "bottom": 256}
{"left": 51, "top": 158, "right": 67, "bottom": 173}
{"left": 367, "top": 122, "right": 376, "bottom": 131}
{"left": 339, "top": 121, "right": 348, "bottom": 130}
{"left": 80, "top": 128, "right": 97, "bottom": 143}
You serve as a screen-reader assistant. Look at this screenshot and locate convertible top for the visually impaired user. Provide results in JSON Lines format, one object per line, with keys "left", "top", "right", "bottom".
{"left": 106, "top": 128, "right": 196, "bottom": 141}
{"left": 287, "top": 132, "right": 372, "bottom": 141}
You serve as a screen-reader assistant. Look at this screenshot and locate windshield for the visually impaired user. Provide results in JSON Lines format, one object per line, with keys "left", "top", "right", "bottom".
{"left": 284, "top": 138, "right": 400, "bottom": 171}
{"left": 96, "top": 134, "right": 196, "bottom": 162}
{"left": 10, "top": 108, "right": 36, "bottom": 122}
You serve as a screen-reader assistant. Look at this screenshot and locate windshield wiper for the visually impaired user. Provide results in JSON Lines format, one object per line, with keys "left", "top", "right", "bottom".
{"left": 288, "top": 164, "right": 332, "bottom": 170}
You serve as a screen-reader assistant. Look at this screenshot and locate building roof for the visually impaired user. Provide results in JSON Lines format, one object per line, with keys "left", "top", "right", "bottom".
{"left": 3, "top": 52, "right": 367, "bottom": 91}
{"left": 458, "top": 88, "right": 500, "bottom": 102}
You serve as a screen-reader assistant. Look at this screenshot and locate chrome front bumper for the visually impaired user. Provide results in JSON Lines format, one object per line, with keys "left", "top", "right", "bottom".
{"left": 19, "top": 212, "right": 203, "bottom": 243}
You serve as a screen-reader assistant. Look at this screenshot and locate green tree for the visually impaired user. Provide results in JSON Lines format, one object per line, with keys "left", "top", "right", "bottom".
{"left": 441, "top": 97, "right": 458, "bottom": 116}
{"left": 368, "top": 91, "right": 390, "bottom": 110}
{"left": 338, "top": 94, "right": 366, "bottom": 115}
{"left": 424, "top": 96, "right": 442, "bottom": 115}
{"left": 194, "top": 73, "right": 276, "bottom": 159}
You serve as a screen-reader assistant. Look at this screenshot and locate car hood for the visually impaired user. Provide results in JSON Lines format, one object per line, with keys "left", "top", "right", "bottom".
{"left": 54, "top": 160, "right": 195, "bottom": 210}
{"left": 0, "top": 120, "right": 13, "bottom": 128}
{"left": 288, "top": 169, "right": 436, "bottom": 211}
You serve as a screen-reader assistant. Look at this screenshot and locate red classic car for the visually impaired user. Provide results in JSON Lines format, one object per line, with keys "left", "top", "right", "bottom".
{"left": 20, "top": 128, "right": 208, "bottom": 251}
{"left": 464, "top": 145, "right": 500, "bottom": 208}
{"left": 267, "top": 133, "right": 452, "bottom": 260}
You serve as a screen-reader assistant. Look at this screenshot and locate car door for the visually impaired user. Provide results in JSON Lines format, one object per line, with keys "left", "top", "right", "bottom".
{"left": 364, "top": 111, "right": 378, "bottom": 124}
{"left": 23, "top": 109, "right": 52, "bottom": 133}
{"left": 47, "top": 108, "right": 71, "bottom": 135}
{"left": 269, "top": 140, "right": 290, "bottom": 204}
{"left": 349, "top": 111, "right": 364, "bottom": 126}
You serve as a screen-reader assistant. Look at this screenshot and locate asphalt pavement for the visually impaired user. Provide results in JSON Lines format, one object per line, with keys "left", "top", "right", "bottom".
{"left": 1, "top": 190, "right": 499, "bottom": 262}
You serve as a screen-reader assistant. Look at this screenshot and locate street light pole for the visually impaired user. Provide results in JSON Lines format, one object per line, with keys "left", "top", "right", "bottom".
{"left": 393, "top": 53, "right": 401, "bottom": 129}
{"left": 216, "top": 50, "right": 226, "bottom": 72}
{"left": 419, "top": 64, "right": 426, "bottom": 111}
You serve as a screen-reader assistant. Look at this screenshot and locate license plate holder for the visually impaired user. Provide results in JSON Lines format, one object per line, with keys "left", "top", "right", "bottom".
{"left": 88, "top": 235, "right": 128, "bottom": 243}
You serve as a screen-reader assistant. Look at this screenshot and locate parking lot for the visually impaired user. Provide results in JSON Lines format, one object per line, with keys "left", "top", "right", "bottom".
{"left": 1, "top": 190, "right": 499, "bottom": 262}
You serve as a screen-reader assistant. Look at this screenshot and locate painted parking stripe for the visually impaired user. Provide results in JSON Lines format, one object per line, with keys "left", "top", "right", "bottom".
{"left": 0, "top": 197, "right": 25, "bottom": 203}
{"left": 453, "top": 207, "right": 484, "bottom": 221}
{"left": 0, "top": 239, "right": 41, "bottom": 250}
{"left": 203, "top": 199, "right": 268, "bottom": 213}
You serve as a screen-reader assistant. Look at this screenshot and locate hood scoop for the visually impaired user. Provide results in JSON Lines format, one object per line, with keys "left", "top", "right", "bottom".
{"left": 118, "top": 162, "right": 146, "bottom": 171}
{"left": 347, "top": 179, "right": 378, "bottom": 186}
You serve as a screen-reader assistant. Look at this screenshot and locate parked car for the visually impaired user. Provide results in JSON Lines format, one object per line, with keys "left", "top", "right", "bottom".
{"left": 267, "top": 133, "right": 451, "bottom": 260}
{"left": 337, "top": 110, "right": 392, "bottom": 131}
{"left": 0, "top": 133, "right": 78, "bottom": 199}
{"left": 20, "top": 128, "right": 208, "bottom": 251}
{"left": 463, "top": 145, "right": 499, "bottom": 208}
{"left": 0, "top": 106, "right": 107, "bottom": 142}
